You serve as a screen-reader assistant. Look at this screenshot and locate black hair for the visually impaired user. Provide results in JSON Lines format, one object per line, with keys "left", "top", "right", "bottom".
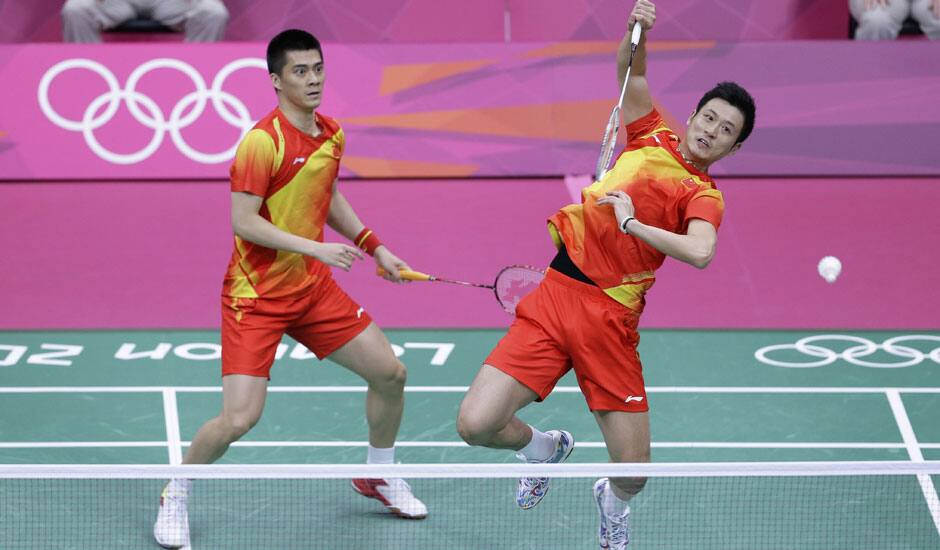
{"left": 695, "top": 81, "right": 756, "bottom": 144}
{"left": 267, "top": 29, "right": 322, "bottom": 76}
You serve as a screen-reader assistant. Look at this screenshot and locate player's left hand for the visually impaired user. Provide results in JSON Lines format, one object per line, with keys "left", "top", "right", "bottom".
{"left": 373, "top": 247, "right": 412, "bottom": 283}
{"left": 596, "top": 190, "right": 636, "bottom": 227}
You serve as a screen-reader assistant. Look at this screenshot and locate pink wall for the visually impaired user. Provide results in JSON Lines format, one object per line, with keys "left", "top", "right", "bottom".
{"left": 1, "top": 177, "right": 937, "bottom": 330}
{"left": 2, "top": 0, "right": 847, "bottom": 43}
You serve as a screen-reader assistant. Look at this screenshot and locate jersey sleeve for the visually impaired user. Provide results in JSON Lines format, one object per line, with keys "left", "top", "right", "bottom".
{"left": 625, "top": 108, "right": 671, "bottom": 143}
{"left": 684, "top": 188, "right": 724, "bottom": 230}
{"left": 230, "top": 129, "right": 277, "bottom": 196}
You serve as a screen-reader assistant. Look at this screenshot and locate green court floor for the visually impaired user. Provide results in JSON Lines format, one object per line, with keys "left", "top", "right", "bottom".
{"left": 1, "top": 329, "right": 938, "bottom": 549}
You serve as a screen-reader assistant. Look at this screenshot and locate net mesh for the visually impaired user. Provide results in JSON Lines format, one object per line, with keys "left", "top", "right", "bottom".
{"left": 2, "top": 462, "right": 938, "bottom": 550}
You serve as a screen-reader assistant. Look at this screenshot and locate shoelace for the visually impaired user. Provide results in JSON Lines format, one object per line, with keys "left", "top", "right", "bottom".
{"left": 606, "top": 512, "right": 628, "bottom": 547}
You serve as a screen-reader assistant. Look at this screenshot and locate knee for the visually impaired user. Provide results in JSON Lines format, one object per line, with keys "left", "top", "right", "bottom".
{"left": 371, "top": 359, "right": 407, "bottom": 394}
{"left": 195, "top": 1, "right": 229, "bottom": 25}
{"left": 222, "top": 412, "right": 260, "bottom": 440}
{"left": 456, "top": 409, "right": 496, "bottom": 446}
{"left": 61, "top": 0, "right": 92, "bottom": 21}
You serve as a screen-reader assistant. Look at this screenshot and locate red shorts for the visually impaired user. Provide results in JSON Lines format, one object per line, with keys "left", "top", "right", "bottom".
{"left": 486, "top": 269, "right": 647, "bottom": 412}
{"left": 221, "top": 276, "right": 372, "bottom": 379}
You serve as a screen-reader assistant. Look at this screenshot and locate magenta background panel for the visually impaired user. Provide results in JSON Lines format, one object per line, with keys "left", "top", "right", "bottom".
{"left": 1, "top": 41, "right": 937, "bottom": 181}
{"left": 1, "top": 0, "right": 847, "bottom": 43}
{"left": 1, "top": 177, "right": 937, "bottom": 330}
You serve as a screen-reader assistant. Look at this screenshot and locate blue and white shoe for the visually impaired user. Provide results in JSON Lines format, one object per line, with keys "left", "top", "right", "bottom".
{"left": 515, "top": 430, "right": 574, "bottom": 509}
{"left": 593, "top": 478, "right": 630, "bottom": 549}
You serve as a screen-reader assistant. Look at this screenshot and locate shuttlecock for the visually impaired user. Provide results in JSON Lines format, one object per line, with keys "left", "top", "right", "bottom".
{"left": 817, "top": 256, "right": 841, "bottom": 283}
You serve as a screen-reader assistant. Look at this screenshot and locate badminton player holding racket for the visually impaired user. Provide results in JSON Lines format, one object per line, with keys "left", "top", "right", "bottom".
{"left": 153, "top": 30, "right": 425, "bottom": 549}
{"left": 457, "top": 2, "right": 756, "bottom": 548}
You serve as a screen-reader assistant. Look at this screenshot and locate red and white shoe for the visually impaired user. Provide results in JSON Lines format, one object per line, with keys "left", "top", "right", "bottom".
{"left": 352, "top": 478, "right": 428, "bottom": 519}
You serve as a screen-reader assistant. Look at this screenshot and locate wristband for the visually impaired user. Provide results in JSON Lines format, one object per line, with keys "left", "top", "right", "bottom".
{"left": 619, "top": 216, "right": 636, "bottom": 234}
{"left": 354, "top": 227, "right": 383, "bottom": 256}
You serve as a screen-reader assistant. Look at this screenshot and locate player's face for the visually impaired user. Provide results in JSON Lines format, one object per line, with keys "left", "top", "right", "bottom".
{"left": 685, "top": 98, "right": 744, "bottom": 166}
{"left": 272, "top": 50, "right": 325, "bottom": 111}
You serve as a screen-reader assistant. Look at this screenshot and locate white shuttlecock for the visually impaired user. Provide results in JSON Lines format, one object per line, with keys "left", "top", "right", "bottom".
{"left": 817, "top": 256, "right": 842, "bottom": 283}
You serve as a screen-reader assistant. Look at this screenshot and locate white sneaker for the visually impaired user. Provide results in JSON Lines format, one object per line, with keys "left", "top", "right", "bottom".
{"left": 593, "top": 478, "right": 630, "bottom": 549}
{"left": 515, "top": 429, "right": 574, "bottom": 509}
{"left": 352, "top": 477, "right": 428, "bottom": 519}
{"left": 153, "top": 481, "right": 190, "bottom": 548}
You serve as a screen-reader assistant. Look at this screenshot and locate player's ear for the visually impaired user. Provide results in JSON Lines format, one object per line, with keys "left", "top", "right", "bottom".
{"left": 725, "top": 142, "right": 742, "bottom": 157}
{"left": 687, "top": 110, "right": 696, "bottom": 126}
{"left": 270, "top": 72, "right": 281, "bottom": 92}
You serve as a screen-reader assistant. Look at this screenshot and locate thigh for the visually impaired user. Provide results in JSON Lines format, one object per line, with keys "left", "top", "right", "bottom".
{"left": 288, "top": 278, "right": 372, "bottom": 361}
{"left": 459, "top": 364, "right": 539, "bottom": 429}
{"left": 221, "top": 373, "right": 268, "bottom": 424}
{"left": 593, "top": 410, "right": 650, "bottom": 463}
{"left": 147, "top": 0, "right": 194, "bottom": 25}
{"left": 221, "top": 296, "right": 291, "bottom": 379}
{"left": 326, "top": 322, "right": 402, "bottom": 383}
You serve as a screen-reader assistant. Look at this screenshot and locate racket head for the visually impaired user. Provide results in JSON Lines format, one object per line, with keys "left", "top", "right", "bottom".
{"left": 493, "top": 265, "right": 546, "bottom": 314}
{"left": 594, "top": 106, "right": 621, "bottom": 182}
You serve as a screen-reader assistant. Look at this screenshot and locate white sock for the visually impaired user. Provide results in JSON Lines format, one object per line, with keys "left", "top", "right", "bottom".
{"left": 517, "top": 426, "right": 555, "bottom": 462}
{"left": 367, "top": 444, "right": 395, "bottom": 465}
{"left": 602, "top": 482, "right": 631, "bottom": 516}
{"left": 166, "top": 478, "right": 191, "bottom": 497}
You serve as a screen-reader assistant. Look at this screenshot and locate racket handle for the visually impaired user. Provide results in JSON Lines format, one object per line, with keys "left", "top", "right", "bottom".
{"left": 376, "top": 267, "right": 432, "bottom": 281}
{"left": 630, "top": 22, "right": 643, "bottom": 46}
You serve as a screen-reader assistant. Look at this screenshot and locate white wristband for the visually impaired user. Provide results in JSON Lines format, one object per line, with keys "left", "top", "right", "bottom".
{"left": 619, "top": 216, "right": 636, "bottom": 234}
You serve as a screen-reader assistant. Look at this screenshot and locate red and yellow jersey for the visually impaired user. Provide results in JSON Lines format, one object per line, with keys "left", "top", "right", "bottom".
{"left": 222, "top": 108, "right": 344, "bottom": 299}
{"left": 548, "top": 109, "right": 724, "bottom": 313}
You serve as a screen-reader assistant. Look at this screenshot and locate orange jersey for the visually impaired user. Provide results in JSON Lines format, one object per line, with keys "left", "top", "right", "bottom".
{"left": 548, "top": 109, "right": 724, "bottom": 313}
{"left": 222, "top": 108, "right": 344, "bottom": 299}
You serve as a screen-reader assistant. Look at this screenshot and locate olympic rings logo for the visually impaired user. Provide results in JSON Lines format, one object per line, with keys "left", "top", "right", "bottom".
{"left": 755, "top": 335, "right": 940, "bottom": 368}
{"left": 37, "top": 57, "right": 267, "bottom": 165}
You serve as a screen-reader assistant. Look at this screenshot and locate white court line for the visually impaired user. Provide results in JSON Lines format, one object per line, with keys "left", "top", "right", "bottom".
{"left": 161, "top": 389, "right": 182, "bottom": 465}
{"left": 886, "top": 390, "right": 940, "bottom": 537}
{"left": 1, "top": 385, "right": 940, "bottom": 393}
{"left": 0, "top": 441, "right": 912, "bottom": 450}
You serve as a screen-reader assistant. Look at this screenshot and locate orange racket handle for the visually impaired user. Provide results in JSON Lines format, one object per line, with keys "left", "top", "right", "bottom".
{"left": 376, "top": 267, "right": 432, "bottom": 281}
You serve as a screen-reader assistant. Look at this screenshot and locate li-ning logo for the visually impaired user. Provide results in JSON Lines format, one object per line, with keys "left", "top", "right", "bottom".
{"left": 624, "top": 395, "right": 644, "bottom": 404}
{"left": 292, "top": 157, "right": 306, "bottom": 165}
{"left": 38, "top": 57, "right": 267, "bottom": 165}
{"left": 755, "top": 335, "right": 940, "bottom": 368}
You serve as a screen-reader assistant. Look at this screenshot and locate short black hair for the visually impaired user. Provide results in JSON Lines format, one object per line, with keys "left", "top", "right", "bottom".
{"left": 267, "top": 29, "right": 322, "bottom": 76}
{"left": 695, "top": 81, "right": 756, "bottom": 144}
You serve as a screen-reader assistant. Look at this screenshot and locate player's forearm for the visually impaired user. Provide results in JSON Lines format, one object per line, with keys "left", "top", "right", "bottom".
{"left": 617, "top": 30, "right": 647, "bottom": 81}
{"left": 326, "top": 190, "right": 366, "bottom": 242}
{"left": 233, "top": 214, "right": 318, "bottom": 257}
{"left": 624, "top": 221, "right": 714, "bottom": 269}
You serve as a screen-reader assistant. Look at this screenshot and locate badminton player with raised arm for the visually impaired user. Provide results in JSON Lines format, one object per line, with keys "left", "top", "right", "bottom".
{"left": 153, "top": 29, "right": 426, "bottom": 549}
{"left": 456, "top": 1, "right": 756, "bottom": 548}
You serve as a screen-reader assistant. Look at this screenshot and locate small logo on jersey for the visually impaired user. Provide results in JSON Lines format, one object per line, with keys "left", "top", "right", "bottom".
{"left": 681, "top": 177, "right": 697, "bottom": 188}
{"left": 356, "top": 307, "right": 364, "bottom": 319}
{"left": 624, "top": 395, "right": 644, "bottom": 404}
{"left": 292, "top": 157, "right": 306, "bottom": 165}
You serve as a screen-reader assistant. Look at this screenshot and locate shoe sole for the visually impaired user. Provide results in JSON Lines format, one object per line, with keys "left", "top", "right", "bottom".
{"left": 594, "top": 479, "right": 610, "bottom": 549}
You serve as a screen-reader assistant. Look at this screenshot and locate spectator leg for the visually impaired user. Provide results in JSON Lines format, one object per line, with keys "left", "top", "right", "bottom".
{"left": 849, "top": 0, "right": 910, "bottom": 39}
{"left": 911, "top": 0, "right": 940, "bottom": 38}
{"left": 62, "top": 0, "right": 137, "bottom": 43}
{"left": 152, "top": 0, "right": 229, "bottom": 42}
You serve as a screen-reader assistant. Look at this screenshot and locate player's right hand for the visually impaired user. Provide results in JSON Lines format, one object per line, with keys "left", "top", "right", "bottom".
{"left": 629, "top": 0, "right": 656, "bottom": 31}
{"left": 311, "top": 242, "right": 363, "bottom": 271}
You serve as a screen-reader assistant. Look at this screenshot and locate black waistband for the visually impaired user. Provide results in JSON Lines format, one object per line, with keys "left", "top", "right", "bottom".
{"left": 549, "top": 245, "right": 597, "bottom": 286}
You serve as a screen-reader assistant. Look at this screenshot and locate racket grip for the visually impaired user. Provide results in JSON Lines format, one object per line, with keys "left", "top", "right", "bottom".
{"left": 630, "top": 23, "right": 643, "bottom": 45}
{"left": 376, "top": 267, "right": 432, "bottom": 281}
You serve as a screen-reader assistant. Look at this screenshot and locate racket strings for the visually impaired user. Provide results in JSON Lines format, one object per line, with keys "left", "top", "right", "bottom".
{"left": 494, "top": 267, "right": 545, "bottom": 313}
